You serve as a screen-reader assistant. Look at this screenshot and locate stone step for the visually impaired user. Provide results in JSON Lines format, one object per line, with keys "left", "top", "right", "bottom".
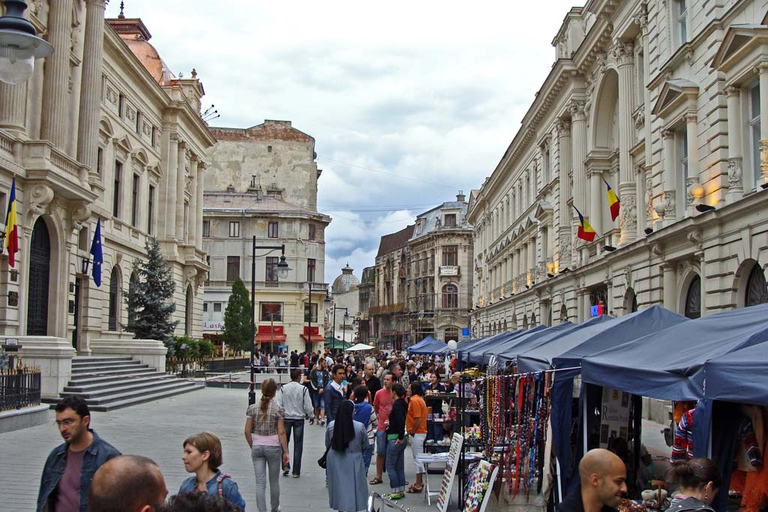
{"left": 72, "top": 356, "right": 133, "bottom": 365}
{"left": 88, "top": 382, "right": 204, "bottom": 412}
{"left": 63, "top": 374, "right": 178, "bottom": 395}
{"left": 72, "top": 360, "right": 143, "bottom": 370}
{"left": 71, "top": 365, "right": 152, "bottom": 376}
{"left": 61, "top": 379, "right": 198, "bottom": 405}
{"left": 66, "top": 371, "right": 169, "bottom": 387}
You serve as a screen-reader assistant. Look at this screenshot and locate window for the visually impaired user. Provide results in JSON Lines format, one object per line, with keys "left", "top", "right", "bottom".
{"left": 131, "top": 174, "right": 140, "bottom": 227}
{"left": 118, "top": 93, "right": 125, "bottom": 117}
{"left": 676, "top": 0, "right": 688, "bottom": 46}
{"left": 444, "top": 214, "right": 456, "bottom": 227}
{"left": 203, "top": 220, "right": 211, "bottom": 238}
{"left": 203, "top": 302, "right": 208, "bottom": 313}
{"left": 308, "top": 223, "right": 316, "bottom": 240}
{"left": 304, "top": 303, "right": 318, "bottom": 322}
{"left": 226, "top": 256, "right": 240, "bottom": 282}
{"left": 442, "top": 245, "right": 458, "bottom": 266}
{"left": 147, "top": 185, "right": 155, "bottom": 234}
{"left": 268, "top": 145, "right": 273, "bottom": 153}
{"left": 445, "top": 327, "right": 459, "bottom": 342}
{"left": 108, "top": 267, "right": 120, "bottom": 331}
{"left": 151, "top": 126, "right": 157, "bottom": 147}
{"left": 636, "top": 50, "right": 645, "bottom": 107}
{"left": 113, "top": 161, "right": 122, "bottom": 218}
{"left": 266, "top": 256, "right": 279, "bottom": 283}
{"left": 78, "top": 227, "right": 89, "bottom": 251}
{"left": 184, "top": 201, "right": 189, "bottom": 240}
{"left": 268, "top": 221, "right": 279, "bottom": 238}
{"left": 679, "top": 128, "right": 688, "bottom": 217}
{"left": 213, "top": 302, "right": 222, "bottom": 312}
{"left": 750, "top": 85, "right": 762, "bottom": 188}
{"left": 260, "top": 302, "right": 283, "bottom": 322}
{"left": 746, "top": 264, "right": 768, "bottom": 307}
{"left": 442, "top": 284, "right": 459, "bottom": 309}
{"left": 684, "top": 275, "right": 701, "bottom": 319}
{"left": 96, "top": 147, "right": 104, "bottom": 179}
{"left": 135, "top": 111, "right": 141, "bottom": 133}
{"left": 229, "top": 221, "right": 240, "bottom": 238}
{"left": 307, "top": 258, "right": 316, "bottom": 283}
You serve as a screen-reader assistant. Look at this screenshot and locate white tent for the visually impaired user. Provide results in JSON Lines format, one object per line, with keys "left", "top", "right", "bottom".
{"left": 345, "top": 343, "right": 374, "bottom": 352}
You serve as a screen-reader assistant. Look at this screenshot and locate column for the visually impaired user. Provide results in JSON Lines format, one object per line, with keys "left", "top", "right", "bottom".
{"left": 725, "top": 86, "right": 744, "bottom": 200}
{"left": 0, "top": 82, "right": 27, "bottom": 132}
{"left": 77, "top": 0, "right": 106, "bottom": 175}
{"left": 661, "top": 130, "right": 677, "bottom": 224}
{"left": 759, "top": 64, "right": 768, "bottom": 186}
{"left": 165, "top": 134, "right": 179, "bottom": 239}
{"left": 557, "top": 119, "right": 572, "bottom": 267}
{"left": 196, "top": 161, "right": 205, "bottom": 251}
{"left": 616, "top": 40, "right": 638, "bottom": 245}
{"left": 188, "top": 156, "right": 198, "bottom": 248}
{"left": 662, "top": 264, "right": 677, "bottom": 311}
{"left": 40, "top": 0, "right": 73, "bottom": 149}
{"left": 578, "top": 289, "right": 589, "bottom": 322}
{"left": 685, "top": 112, "right": 700, "bottom": 212}
{"left": 589, "top": 170, "right": 602, "bottom": 237}
{"left": 571, "top": 101, "right": 587, "bottom": 263}
{"left": 176, "top": 142, "right": 187, "bottom": 241}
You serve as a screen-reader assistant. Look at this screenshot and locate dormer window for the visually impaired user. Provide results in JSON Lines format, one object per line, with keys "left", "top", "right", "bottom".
{"left": 444, "top": 214, "right": 457, "bottom": 227}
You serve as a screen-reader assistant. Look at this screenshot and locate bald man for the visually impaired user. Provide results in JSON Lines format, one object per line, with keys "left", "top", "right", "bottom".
{"left": 89, "top": 455, "right": 168, "bottom": 512}
{"left": 558, "top": 448, "right": 627, "bottom": 512}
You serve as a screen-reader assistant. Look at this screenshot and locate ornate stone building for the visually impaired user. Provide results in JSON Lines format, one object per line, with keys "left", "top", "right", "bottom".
{"left": 469, "top": 0, "right": 768, "bottom": 336}
{"left": 202, "top": 121, "right": 331, "bottom": 355}
{"left": 0, "top": 3, "right": 212, "bottom": 358}
{"left": 371, "top": 225, "right": 414, "bottom": 350}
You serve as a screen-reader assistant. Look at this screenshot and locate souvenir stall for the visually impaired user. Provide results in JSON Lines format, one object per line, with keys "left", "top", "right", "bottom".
{"left": 463, "top": 327, "right": 547, "bottom": 367}
{"left": 408, "top": 335, "right": 445, "bottom": 356}
{"left": 580, "top": 303, "right": 768, "bottom": 512}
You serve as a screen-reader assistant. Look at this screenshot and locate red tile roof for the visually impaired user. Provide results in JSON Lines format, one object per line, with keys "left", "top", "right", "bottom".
{"left": 377, "top": 225, "right": 414, "bottom": 258}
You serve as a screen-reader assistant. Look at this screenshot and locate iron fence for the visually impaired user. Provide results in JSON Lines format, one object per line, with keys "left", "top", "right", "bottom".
{"left": 166, "top": 357, "right": 209, "bottom": 378}
{"left": 0, "top": 368, "right": 41, "bottom": 411}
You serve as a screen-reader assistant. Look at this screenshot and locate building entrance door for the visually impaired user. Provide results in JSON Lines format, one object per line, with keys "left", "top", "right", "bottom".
{"left": 27, "top": 218, "right": 51, "bottom": 336}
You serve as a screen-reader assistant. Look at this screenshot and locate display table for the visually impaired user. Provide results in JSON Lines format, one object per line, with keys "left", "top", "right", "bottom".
{"left": 416, "top": 453, "right": 449, "bottom": 506}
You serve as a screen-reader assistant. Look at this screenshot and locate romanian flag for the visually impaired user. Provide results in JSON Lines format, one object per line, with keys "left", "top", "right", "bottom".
{"left": 574, "top": 206, "right": 596, "bottom": 242}
{"left": 4, "top": 177, "right": 18, "bottom": 267}
{"left": 604, "top": 178, "right": 620, "bottom": 221}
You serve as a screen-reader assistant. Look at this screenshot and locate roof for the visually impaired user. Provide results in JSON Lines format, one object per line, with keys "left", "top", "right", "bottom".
{"left": 106, "top": 16, "right": 176, "bottom": 85}
{"left": 377, "top": 225, "right": 415, "bottom": 257}
{"left": 210, "top": 120, "right": 315, "bottom": 144}
{"left": 410, "top": 199, "right": 471, "bottom": 241}
{"left": 203, "top": 192, "right": 331, "bottom": 221}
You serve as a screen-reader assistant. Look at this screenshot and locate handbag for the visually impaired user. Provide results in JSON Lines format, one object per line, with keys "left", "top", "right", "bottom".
{"left": 317, "top": 449, "right": 328, "bottom": 469}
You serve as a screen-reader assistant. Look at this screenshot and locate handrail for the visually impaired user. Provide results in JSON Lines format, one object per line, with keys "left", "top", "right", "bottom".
{"left": 367, "top": 492, "right": 412, "bottom": 512}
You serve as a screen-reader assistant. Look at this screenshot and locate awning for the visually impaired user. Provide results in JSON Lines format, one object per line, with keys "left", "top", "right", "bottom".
{"left": 255, "top": 334, "right": 287, "bottom": 343}
{"left": 300, "top": 334, "right": 325, "bottom": 342}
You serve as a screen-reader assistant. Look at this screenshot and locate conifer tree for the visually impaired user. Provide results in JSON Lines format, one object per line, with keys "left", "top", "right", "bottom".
{"left": 222, "top": 277, "right": 252, "bottom": 352}
{"left": 125, "top": 237, "right": 178, "bottom": 349}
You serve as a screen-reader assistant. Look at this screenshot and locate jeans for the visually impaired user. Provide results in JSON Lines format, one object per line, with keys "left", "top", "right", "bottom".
{"left": 283, "top": 419, "right": 305, "bottom": 475}
{"left": 375, "top": 430, "right": 388, "bottom": 456}
{"left": 386, "top": 439, "right": 407, "bottom": 491}
{"left": 251, "top": 444, "right": 282, "bottom": 512}
{"left": 311, "top": 392, "right": 323, "bottom": 410}
{"left": 363, "top": 442, "right": 374, "bottom": 475}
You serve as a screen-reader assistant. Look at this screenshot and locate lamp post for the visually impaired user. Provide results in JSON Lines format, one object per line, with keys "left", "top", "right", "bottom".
{"left": 0, "top": 0, "right": 54, "bottom": 84}
{"left": 249, "top": 238, "right": 290, "bottom": 405}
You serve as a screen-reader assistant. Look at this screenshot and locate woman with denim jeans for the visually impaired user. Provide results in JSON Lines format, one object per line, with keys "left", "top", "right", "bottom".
{"left": 385, "top": 383, "right": 408, "bottom": 500}
{"left": 245, "top": 379, "right": 290, "bottom": 512}
{"left": 352, "top": 385, "right": 377, "bottom": 475}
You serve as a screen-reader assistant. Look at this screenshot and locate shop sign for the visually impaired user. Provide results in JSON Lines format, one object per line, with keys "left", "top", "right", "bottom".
{"left": 440, "top": 265, "right": 459, "bottom": 276}
{"left": 204, "top": 321, "right": 224, "bottom": 330}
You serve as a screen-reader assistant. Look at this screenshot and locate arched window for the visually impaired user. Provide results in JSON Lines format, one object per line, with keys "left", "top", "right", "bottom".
{"left": 445, "top": 327, "right": 459, "bottom": 342}
{"left": 108, "top": 266, "right": 121, "bottom": 331}
{"left": 522, "top": 315, "right": 529, "bottom": 330}
{"left": 560, "top": 304, "right": 568, "bottom": 323}
{"left": 503, "top": 320, "right": 508, "bottom": 332}
{"left": 185, "top": 285, "right": 194, "bottom": 335}
{"left": 442, "top": 284, "right": 458, "bottom": 309}
{"left": 27, "top": 217, "right": 51, "bottom": 336}
{"left": 745, "top": 264, "right": 768, "bottom": 307}
{"left": 530, "top": 313, "right": 536, "bottom": 327}
{"left": 624, "top": 288, "right": 638, "bottom": 314}
{"left": 684, "top": 275, "right": 701, "bottom": 319}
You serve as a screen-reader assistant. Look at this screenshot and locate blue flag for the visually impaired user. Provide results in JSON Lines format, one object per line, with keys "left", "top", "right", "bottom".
{"left": 90, "top": 218, "right": 103, "bottom": 287}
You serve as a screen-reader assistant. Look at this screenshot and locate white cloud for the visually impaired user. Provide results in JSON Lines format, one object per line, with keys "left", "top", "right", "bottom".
{"left": 106, "top": 0, "right": 578, "bottom": 282}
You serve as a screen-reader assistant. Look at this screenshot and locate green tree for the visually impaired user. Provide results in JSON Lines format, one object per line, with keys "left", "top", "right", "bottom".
{"left": 125, "top": 237, "right": 179, "bottom": 350}
{"left": 222, "top": 277, "right": 252, "bottom": 352}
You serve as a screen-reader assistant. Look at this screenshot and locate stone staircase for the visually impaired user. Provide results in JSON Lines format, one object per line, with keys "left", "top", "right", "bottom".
{"left": 44, "top": 356, "right": 203, "bottom": 412}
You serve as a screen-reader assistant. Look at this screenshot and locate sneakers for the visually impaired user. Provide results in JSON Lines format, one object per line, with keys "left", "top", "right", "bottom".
{"left": 283, "top": 469, "right": 289, "bottom": 476}
{"left": 387, "top": 493, "right": 405, "bottom": 500}
{"left": 292, "top": 473, "right": 300, "bottom": 478}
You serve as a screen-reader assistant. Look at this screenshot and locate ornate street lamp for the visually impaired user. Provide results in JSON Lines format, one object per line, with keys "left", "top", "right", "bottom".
{"left": 0, "top": 0, "right": 54, "bottom": 84}
{"left": 249, "top": 240, "right": 290, "bottom": 405}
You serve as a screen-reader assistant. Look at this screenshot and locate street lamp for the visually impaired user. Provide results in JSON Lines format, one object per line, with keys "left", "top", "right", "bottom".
{"left": 249, "top": 239, "right": 290, "bottom": 405}
{"left": 0, "top": 0, "right": 54, "bottom": 85}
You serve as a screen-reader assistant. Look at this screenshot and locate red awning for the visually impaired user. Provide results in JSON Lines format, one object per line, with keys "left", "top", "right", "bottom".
{"left": 300, "top": 334, "right": 326, "bottom": 342}
{"left": 255, "top": 334, "right": 287, "bottom": 343}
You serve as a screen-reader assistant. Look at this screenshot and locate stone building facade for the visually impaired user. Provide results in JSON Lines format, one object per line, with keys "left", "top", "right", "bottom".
{"left": 327, "top": 264, "right": 361, "bottom": 344}
{"left": 469, "top": 0, "right": 768, "bottom": 336}
{"left": 371, "top": 225, "right": 414, "bottom": 350}
{"left": 202, "top": 121, "right": 331, "bottom": 355}
{"left": 0, "top": 3, "right": 212, "bottom": 357}
{"left": 358, "top": 266, "right": 375, "bottom": 344}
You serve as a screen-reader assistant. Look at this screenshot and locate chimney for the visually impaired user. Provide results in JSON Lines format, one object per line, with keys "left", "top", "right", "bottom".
{"left": 457, "top": 190, "right": 466, "bottom": 202}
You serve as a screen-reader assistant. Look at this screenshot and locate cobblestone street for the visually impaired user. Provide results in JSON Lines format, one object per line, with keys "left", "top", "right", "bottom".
{"left": 0, "top": 387, "right": 442, "bottom": 512}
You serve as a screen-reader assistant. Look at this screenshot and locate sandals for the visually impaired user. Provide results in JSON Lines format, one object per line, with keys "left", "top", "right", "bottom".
{"left": 407, "top": 485, "right": 424, "bottom": 493}
{"left": 369, "top": 477, "right": 383, "bottom": 485}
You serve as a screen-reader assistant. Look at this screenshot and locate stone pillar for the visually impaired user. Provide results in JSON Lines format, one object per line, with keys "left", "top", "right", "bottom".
{"left": 196, "top": 161, "right": 204, "bottom": 251}
{"left": 176, "top": 143, "right": 187, "bottom": 241}
{"left": 571, "top": 102, "right": 587, "bottom": 263}
{"left": 725, "top": 86, "right": 744, "bottom": 200}
{"left": 589, "top": 169, "right": 602, "bottom": 237}
{"left": 0, "top": 82, "right": 27, "bottom": 132}
{"left": 76, "top": 0, "right": 106, "bottom": 176}
{"left": 577, "top": 289, "right": 588, "bottom": 322}
{"left": 685, "top": 112, "right": 700, "bottom": 213}
{"left": 40, "top": 0, "right": 73, "bottom": 149}
{"left": 616, "top": 41, "right": 637, "bottom": 245}
{"left": 188, "top": 156, "right": 198, "bottom": 248}
{"left": 165, "top": 135, "right": 179, "bottom": 239}
{"left": 760, "top": 64, "right": 768, "bottom": 141}
{"left": 661, "top": 130, "right": 677, "bottom": 224}
{"left": 662, "top": 264, "right": 677, "bottom": 311}
{"left": 557, "top": 119, "right": 572, "bottom": 224}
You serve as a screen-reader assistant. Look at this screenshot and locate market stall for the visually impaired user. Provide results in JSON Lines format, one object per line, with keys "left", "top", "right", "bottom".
{"left": 463, "top": 326, "right": 547, "bottom": 366}
{"left": 408, "top": 336, "right": 447, "bottom": 355}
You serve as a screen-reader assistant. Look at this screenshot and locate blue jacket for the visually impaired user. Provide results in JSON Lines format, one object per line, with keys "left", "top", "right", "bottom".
{"left": 324, "top": 383, "right": 345, "bottom": 423}
{"left": 37, "top": 431, "right": 121, "bottom": 512}
{"left": 179, "top": 470, "right": 246, "bottom": 510}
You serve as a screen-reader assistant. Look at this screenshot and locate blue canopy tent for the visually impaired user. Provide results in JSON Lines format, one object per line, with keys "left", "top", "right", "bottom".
{"left": 455, "top": 334, "right": 497, "bottom": 361}
{"left": 407, "top": 337, "right": 447, "bottom": 355}
{"left": 537, "top": 306, "right": 688, "bottom": 496}
{"left": 703, "top": 339, "right": 768, "bottom": 406}
{"left": 578, "top": 303, "right": 768, "bottom": 509}
{"left": 406, "top": 335, "right": 439, "bottom": 355}
{"left": 481, "top": 322, "right": 576, "bottom": 366}
{"left": 464, "top": 326, "right": 547, "bottom": 365}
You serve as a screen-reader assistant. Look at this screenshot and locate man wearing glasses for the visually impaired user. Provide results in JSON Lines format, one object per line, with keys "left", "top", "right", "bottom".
{"left": 37, "top": 395, "right": 121, "bottom": 512}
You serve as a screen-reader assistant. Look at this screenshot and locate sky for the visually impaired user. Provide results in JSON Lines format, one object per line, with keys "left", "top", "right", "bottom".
{"left": 105, "top": 0, "right": 581, "bottom": 283}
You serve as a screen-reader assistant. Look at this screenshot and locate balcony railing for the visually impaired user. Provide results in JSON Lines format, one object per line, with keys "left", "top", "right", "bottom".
{"left": 370, "top": 303, "right": 406, "bottom": 315}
